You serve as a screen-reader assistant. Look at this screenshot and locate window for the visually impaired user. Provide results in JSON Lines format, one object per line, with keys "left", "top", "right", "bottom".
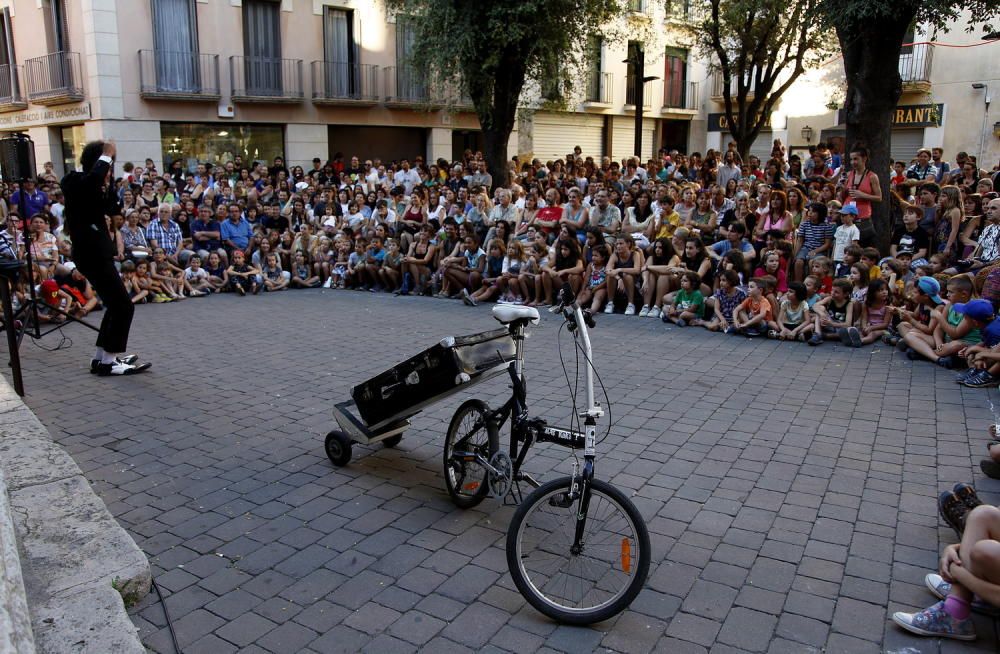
{"left": 629, "top": 0, "right": 646, "bottom": 12}
{"left": 323, "top": 7, "right": 358, "bottom": 97}
{"left": 0, "top": 8, "right": 17, "bottom": 101}
{"left": 663, "top": 47, "right": 688, "bottom": 108}
{"left": 43, "top": 0, "right": 71, "bottom": 90}
{"left": 242, "top": 0, "right": 282, "bottom": 95}
{"left": 585, "top": 36, "right": 603, "bottom": 103}
{"left": 665, "top": 0, "right": 690, "bottom": 20}
{"left": 161, "top": 123, "right": 284, "bottom": 172}
{"left": 152, "top": 0, "right": 199, "bottom": 93}
{"left": 394, "top": 16, "right": 426, "bottom": 100}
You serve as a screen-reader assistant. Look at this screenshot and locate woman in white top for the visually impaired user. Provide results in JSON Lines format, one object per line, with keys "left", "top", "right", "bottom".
{"left": 622, "top": 191, "right": 656, "bottom": 249}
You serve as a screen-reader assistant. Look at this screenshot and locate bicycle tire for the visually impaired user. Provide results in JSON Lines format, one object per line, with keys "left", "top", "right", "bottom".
{"left": 507, "top": 476, "right": 650, "bottom": 625}
{"left": 443, "top": 399, "right": 498, "bottom": 509}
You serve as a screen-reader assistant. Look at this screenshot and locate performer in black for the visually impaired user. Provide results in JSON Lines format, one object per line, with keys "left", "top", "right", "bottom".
{"left": 62, "top": 140, "right": 150, "bottom": 376}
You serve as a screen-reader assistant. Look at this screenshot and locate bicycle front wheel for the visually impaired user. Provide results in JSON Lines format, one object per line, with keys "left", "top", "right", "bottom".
{"left": 507, "top": 477, "right": 650, "bottom": 625}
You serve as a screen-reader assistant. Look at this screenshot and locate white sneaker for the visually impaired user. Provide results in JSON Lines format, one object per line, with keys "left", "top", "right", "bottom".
{"left": 604, "top": 303, "right": 614, "bottom": 314}
{"left": 323, "top": 277, "right": 332, "bottom": 289}
{"left": 647, "top": 307, "right": 661, "bottom": 319}
{"left": 624, "top": 303, "right": 636, "bottom": 316}
{"left": 638, "top": 305, "right": 650, "bottom": 317}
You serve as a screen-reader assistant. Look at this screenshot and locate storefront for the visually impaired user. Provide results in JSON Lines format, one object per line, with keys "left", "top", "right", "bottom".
{"left": 611, "top": 116, "right": 656, "bottom": 162}
{"left": 161, "top": 122, "right": 286, "bottom": 173}
{"left": 328, "top": 125, "right": 428, "bottom": 165}
{"left": 821, "top": 103, "right": 944, "bottom": 164}
{"left": 708, "top": 112, "right": 775, "bottom": 160}
{"left": 531, "top": 112, "right": 604, "bottom": 162}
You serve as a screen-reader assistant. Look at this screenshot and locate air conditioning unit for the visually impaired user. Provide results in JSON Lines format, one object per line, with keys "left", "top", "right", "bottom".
{"left": 218, "top": 103, "right": 234, "bottom": 119}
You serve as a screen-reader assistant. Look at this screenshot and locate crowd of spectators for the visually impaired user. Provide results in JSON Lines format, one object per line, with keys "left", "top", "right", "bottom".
{"left": 2, "top": 138, "right": 1000, "bottom": 641}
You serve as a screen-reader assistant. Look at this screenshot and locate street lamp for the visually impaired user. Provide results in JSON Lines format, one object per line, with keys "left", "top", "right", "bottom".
{"left": 972, "top": 83, "right": 991, "bottom": 170}
{"left": 800, "top": 125, "right": 814, "bottom": 143}
{"left": 624, "top": 48, "right": 659, "bottom": 159}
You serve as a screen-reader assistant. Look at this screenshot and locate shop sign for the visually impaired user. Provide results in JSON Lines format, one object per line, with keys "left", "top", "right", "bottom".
{"left": 707, "top": 112, "right": 771, "bottom": 132}
{"left": 0, "top": 103, "right": 92, "bottom": 130}
{"left": 837, "top": 103, "right": 943, "bottom": 128}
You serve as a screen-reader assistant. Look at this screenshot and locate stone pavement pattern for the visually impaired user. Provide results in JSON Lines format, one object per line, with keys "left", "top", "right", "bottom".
{"left": 6, "top": 289, "right": 1000, "bottom": 653}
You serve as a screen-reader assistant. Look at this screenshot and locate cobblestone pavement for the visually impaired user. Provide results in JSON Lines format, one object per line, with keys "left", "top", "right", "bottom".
{"left": 7, "top": 288, "right": 1000, "bottom": 653}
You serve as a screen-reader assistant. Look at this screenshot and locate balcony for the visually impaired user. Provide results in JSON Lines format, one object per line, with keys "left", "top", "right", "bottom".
{"left": 899, "top": 43, "right": 933, "bottom": 93}
{"left": 663, "top": 80, "right": 699, "bottom": 111}
{"left": 138, "top": 50, "right": 220, "bottom": 101}
{"left": 383, "top": 65, "right": 434, "bottom": 105}
{"left": 311, "top": 61, "right": 379, "bottom": 105}
{"left": 25, "top": 51, "right": 83, "bottom": 105}
{"left": 230, "top": 56, "right": 303, "bottom": 103}
{"left": 584, "top": 72, "right": 613, "bottom": 105}
{"left": 710, "top": 70, "right": 755, "bottom": 101}
{"left": 0, "top": 64, "right": 27, "bottom": 112}
{"left": 624, "top": 76, "right": 654, "bottom": 109}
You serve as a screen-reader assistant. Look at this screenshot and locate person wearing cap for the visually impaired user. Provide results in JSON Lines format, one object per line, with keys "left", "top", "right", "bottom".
{"left": 61, "top": 140, "right": 149, "bottom": 376}
{"left": 891, "top": 204, "right": 930, "bottom": 261}
{"left": 896, "top": 276, "right": 945, "bottom": 348}
{"left": 902, "top": 277, "right": 985, "bottom": 368}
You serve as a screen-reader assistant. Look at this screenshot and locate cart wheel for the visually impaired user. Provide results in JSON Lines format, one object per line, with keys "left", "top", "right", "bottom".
{"left": 324, "top": 431, "right": 353, "bottom": 466}
{"left": 382, "top": 434, "right": 403, "bottom": 448}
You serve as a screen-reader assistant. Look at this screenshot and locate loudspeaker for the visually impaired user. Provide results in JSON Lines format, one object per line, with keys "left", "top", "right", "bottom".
{"left": 0, "top": 133, "right": 36, "bottom": 183}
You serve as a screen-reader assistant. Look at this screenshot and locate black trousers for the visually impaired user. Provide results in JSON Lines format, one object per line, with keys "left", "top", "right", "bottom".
{"left": 73, "top": 252, "right": 133, "bottom": 353}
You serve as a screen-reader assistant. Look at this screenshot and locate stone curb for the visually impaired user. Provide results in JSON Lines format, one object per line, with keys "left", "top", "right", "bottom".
{"left": 0, "top": 374, "right": 149, "bottom": 654}
{"left": 0, "top": 466, "right": 35, "bottom": 654}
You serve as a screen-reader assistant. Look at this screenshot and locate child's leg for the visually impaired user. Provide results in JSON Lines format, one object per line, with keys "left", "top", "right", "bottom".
{"left": 860, "top": 329, "right": 887, "bottom": 344}
{"left": 577, "top": 287, "right": 593, "bottom": 307}
{"left": 589, "top": 288, "right": 607, "bottom": 312}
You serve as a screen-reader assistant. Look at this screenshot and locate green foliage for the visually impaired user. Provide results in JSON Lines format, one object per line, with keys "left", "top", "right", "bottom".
{"left": 683, "top": 0, "right": 833, "bottom": 157}
{"left": 385, "top": 0, "right": 630, "bottom": 123}
{"left": 818, "top": 0, "right": 998, "bottom": 35}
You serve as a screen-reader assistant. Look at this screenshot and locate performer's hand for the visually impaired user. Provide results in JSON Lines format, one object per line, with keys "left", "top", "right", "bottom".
{"left": 103, "top": 142, "right": 117, "bottom": 158}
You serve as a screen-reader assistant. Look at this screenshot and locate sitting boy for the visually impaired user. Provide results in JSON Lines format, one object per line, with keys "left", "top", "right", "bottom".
{"left": 902, "top": 277, "right": 987, "bottom": 367}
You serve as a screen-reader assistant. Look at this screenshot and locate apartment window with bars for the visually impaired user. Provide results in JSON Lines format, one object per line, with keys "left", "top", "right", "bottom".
{"left": 663, "top": 47, "right": 688, "bottom": 108}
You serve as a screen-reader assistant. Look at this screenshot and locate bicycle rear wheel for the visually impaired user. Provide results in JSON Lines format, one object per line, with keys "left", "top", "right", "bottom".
{"left": 443, "top": 399, "right": 498, "bottom": 508}
{"left": 507, "top": 476, "right": 650, "bottom": 625}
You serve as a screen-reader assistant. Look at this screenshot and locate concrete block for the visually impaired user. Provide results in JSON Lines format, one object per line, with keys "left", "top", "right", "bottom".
{"left": 0, "top": 469, "right": 36, "bottom": 654}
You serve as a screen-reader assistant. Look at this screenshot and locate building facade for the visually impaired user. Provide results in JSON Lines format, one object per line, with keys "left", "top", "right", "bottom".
{"left": 0, "top": 0, "right": 993, "bottom": 178}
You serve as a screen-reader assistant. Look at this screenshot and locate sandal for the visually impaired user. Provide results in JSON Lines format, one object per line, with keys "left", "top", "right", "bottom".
{"left": 952, "top": 482, "right": 983, "bottom": 511}
{"left": 938, "top": 491, "right": 971, "bottom": 537}
{"left": 981, "top": 459, "right": 1000, "bottom": 480}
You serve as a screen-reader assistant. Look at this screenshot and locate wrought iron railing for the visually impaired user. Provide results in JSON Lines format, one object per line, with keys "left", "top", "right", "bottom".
{"left": 664, "top": 80, "right": 698, "bottom": 110}
{"left": 230, "top": 55, "right": 303, "bottom": 101}
{"left": 138, "top": 50, "right": 220, "bottom": 98}
{"left": 711, "top": 70, "right": 756, "bottom": 99}
{"left": 0, "top": 64, "right": 26, "bottom": 109}
{"left": 625, "top": 76, "right": 653, "bottom": 108}
{"left": 585, "top": 72, "right": 613, "bottom": 104}
{"left": 383, "top": 64, "right": 430, "bottom": 103}
{"left": 25, "top": 51, "right": 83, "bottom": 104}
{"left": 311, "top": 61, "right": 379, "bottom": 102}
{"left": 899, "top": 43, "right": 933, "bottom": 84}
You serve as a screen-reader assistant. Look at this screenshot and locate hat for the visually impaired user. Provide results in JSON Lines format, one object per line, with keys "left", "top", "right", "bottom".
{"left": 63, "top": 261, "right": 76, "bottom": 272}
{"left": 953, "top": 299, "right": 995, "bottom": 323}
{"left": 295, "top": 181, "right": 309, "bottom": 191}
{"left": 40, "top": 279, "right": 58, "bottom": 304}
{"left": 916, "top": 276, "right": 943, "bottom": 304}
{"left": 838, "top": 204, "right": 859, "bottom": 216}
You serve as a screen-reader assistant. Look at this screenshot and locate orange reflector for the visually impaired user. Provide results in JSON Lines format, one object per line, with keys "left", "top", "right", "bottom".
{"left": 621, "top": 538, "right": 632, "bottom": 573}
{"left": 463, "top": 481, "right": 480, "bottom": 492}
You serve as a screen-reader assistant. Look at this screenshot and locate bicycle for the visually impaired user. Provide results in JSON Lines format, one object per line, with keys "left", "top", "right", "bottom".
{"left": 443, "top": 285, "right": 651, "bottom": 625}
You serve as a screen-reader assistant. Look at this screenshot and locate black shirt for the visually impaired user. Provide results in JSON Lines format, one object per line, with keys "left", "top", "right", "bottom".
{"left": 891, "top": 225, "right": 929, "bottom": 254}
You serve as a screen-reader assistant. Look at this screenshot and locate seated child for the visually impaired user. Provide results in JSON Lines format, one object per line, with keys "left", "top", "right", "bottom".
{"left": 732, "top": 277, "right": 776, "bottom": 337}
{"left": 577, "top": 244, "right": 609, "bottom": 314}
{"left": 855, "top": 278, "right": 893, "bottom": 346}
{"left": 662, "top": 271, "right": 704, "bottom": 327}
{"left": 697, "top": 269, "right": 746, "bottom": 332}
{"left": 262, "top": 252, "right": 289, "bottom": 292}
{"left": 775, "top": 281, "right": 812, "bottom": 341}
{"left": 120, "top": 260, "right": 149, "bottom": 304}
{"left": 903, "top": 276, "right": 983, "bottom": 367}
{"left": 809, "top": 279, "right": 856, "bottom": 345}
{"left": 227, "top": 249, "right": 260, "bottom": 295}
{"left": 291, "top": 251, "right": 321, "bottom": 288}
{"left": 183, "top": 255, "right": 212, "bottom": 296}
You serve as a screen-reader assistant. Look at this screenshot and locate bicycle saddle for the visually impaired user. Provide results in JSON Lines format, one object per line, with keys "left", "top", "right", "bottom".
{"left": 492, "top": 304, "right": 540, "bottom": 326}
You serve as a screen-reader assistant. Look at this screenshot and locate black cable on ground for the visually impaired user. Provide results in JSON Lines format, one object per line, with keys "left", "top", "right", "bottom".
{"left": 150, "top": 574, "right": 183, "bottom": 654}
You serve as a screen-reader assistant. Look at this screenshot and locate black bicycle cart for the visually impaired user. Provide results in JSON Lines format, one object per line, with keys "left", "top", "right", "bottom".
{"left": 323, "top": 326, "right": 516, "bottom": 466}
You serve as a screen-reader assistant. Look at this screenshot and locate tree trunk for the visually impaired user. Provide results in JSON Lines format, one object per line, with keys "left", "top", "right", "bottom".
{"left": 837, "top": 15, "right": 915, "bottom": 255}
{"left": 482, "top": 128, "right": 511, "bottom": 192}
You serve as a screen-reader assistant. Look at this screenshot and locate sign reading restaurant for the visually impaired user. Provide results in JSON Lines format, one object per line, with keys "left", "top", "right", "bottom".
{"left": 0, "top": 103, "right": 92, "bottom": 130}
{"left": 837, "top": 103, "right": 944, "bottom": 128}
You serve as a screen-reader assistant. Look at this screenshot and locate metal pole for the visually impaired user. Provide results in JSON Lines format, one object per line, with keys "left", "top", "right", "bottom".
{"left": 634, "top": 48, "right": 644, "bottom": 159}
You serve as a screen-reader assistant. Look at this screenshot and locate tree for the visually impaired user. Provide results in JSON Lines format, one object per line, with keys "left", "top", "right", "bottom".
{"left": 384, "top": 0, "right": 629, "bottom": 190}
{"left": 687, "top": 0, "right": 832, "bottom": 161}
{"left": 818, "top": 0, "right": 998, "bottom": 252}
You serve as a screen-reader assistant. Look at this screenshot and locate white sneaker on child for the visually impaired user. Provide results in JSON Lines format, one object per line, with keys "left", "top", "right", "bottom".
{"left": 323, "top": 277, "right": 332, "bottom": 289}
{"left": 604, "top": 303, "right": 614, "bottom": 314}
{"left": 638, "top": 305, "right": 650, "bottom": 317}
{"left": 624, "top": 304, "right": 636, "bottom": 316}
{"left": 647, "top": 307, "right": 661, "bottom": 319}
